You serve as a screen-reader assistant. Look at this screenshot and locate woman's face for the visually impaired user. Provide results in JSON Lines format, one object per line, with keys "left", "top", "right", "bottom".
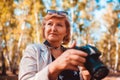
{"left": 44, "top": 17, "right": 67, "bottom": 43}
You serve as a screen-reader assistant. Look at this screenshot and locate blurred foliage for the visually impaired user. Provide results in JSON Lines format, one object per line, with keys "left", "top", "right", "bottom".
{"left": 0, "top": 0, "right": 120, "bottom": 75}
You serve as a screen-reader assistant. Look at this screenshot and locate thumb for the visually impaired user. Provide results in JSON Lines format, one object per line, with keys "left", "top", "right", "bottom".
{"left": 80, "top": 66, "right": 91, "bottom": 80}
{"left": 69, "top": 41, "right": 76, "bottom": 48}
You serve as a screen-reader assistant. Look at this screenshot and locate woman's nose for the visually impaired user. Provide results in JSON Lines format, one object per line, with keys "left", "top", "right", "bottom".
{"left": 51, "top": 25, "right": 57, "bottom": 31}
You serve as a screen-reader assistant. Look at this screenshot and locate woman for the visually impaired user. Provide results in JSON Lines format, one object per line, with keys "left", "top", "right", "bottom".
{"left": 19, "top": 10, "right": 91, "bottom": 80}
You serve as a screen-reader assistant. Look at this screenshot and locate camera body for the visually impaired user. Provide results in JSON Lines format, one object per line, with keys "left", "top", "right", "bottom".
{"left": 75, "top": 44, "right": 109, "bottom": 79}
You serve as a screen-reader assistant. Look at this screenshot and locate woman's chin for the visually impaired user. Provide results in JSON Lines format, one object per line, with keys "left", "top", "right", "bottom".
{"left": 48, "top": 38, "right": 59, "bottom": 42}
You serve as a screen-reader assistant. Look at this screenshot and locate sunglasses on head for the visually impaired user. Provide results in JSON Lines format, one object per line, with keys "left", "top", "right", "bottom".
{"left": 47, "top": 10, "right": 68, "bottom": 16}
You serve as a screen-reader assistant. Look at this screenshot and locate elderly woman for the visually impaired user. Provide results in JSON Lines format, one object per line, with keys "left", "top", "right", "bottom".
{"left": 19, "top": 10, "right": 90, "bottom": 80}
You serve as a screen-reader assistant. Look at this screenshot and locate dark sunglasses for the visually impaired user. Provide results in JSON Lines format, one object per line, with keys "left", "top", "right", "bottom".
{"left": 47, "top": 10, "right": 68, "bottom": 16}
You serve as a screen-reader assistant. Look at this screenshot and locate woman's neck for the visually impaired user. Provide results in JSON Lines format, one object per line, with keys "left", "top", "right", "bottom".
{"left": 44, "top": 40, "right": 63, "bottom": 58}
{"left": 50, "top": 43, "right": 60, "bottom": 48}
{"left": 44, "top": 40, "right": 62, "bottom": 49}
{"left": 47, "top": 41, "right": 61, "bottom": 48}
{"left": 44, "top": 40, "right": 66, "bottom": 52}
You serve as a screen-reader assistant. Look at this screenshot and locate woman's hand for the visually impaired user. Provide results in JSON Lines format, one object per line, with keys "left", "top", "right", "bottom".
{"left": 53, "top": 48, "right": 88, "bottom": 71}
{"left": 48, "top": 41, "right": 89, "bottom": 80}
{"left": 80, "top": 67, "right": 91, "bottom": 80}
{"left": 48, "top": 48, "right": 88, "bottom": 80}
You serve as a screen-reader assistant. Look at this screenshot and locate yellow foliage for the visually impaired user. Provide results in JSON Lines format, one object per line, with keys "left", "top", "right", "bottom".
{"left": 0, "top": 0, "right": 119, "bottom": 73}
{"left": 78, "top": 2, "right": 86, "bottom": 10}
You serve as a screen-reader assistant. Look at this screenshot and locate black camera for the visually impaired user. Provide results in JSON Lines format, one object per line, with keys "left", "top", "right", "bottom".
{"left": 75, "top": 44, "right": 109, "bottom": 80}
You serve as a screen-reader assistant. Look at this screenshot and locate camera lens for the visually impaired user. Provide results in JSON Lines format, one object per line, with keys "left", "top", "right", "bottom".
{"left": 93, "top": 66, "right": 109, "bottom": 79}
{"left": 75, "top": 45, "right": 109, "bottom": 79}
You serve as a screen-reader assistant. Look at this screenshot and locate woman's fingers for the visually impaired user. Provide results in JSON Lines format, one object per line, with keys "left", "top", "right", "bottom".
{"left": 80, "top": 67, "right": 91, "bottom": 80}
{"left": 52, "top": 49, "right": 88, "bottom": 71}
{"left": 69, "top": 54, "right": 86, "bottom": 66}
{"left": 69, "top": 41, "right": 76, "bottom": 48}
{"left": 67, "top": 49, "right": 88, "bottom": 57}
{"left": 60, "top": 49, "right": 87, "bottom": 68}
{"left": 70, "top": 60, "right": 84, "bottom": 67}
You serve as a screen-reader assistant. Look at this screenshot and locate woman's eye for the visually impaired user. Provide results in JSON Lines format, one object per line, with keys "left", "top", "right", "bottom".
{"left": 57, "top": 23, "right": 63, "bottom": 27}
{"left": 47, "top": 22, "right": 52, "bottom": 26}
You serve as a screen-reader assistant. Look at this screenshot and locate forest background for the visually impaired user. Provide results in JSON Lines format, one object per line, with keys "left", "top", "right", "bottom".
{"left": 0, "top": 0, "right": 120, "bottom": 80}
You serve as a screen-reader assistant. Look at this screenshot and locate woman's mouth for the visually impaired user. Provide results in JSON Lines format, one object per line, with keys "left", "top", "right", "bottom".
{"left": 49, "top": 33, "right": 58, "bottom": 36}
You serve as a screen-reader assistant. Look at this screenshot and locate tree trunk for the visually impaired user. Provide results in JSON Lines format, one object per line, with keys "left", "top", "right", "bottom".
{"left": 114, "top": 35, "right": 119, "bottom": 72}
{"left": 1, "top": 51, "right": 6, "bottom": 75}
